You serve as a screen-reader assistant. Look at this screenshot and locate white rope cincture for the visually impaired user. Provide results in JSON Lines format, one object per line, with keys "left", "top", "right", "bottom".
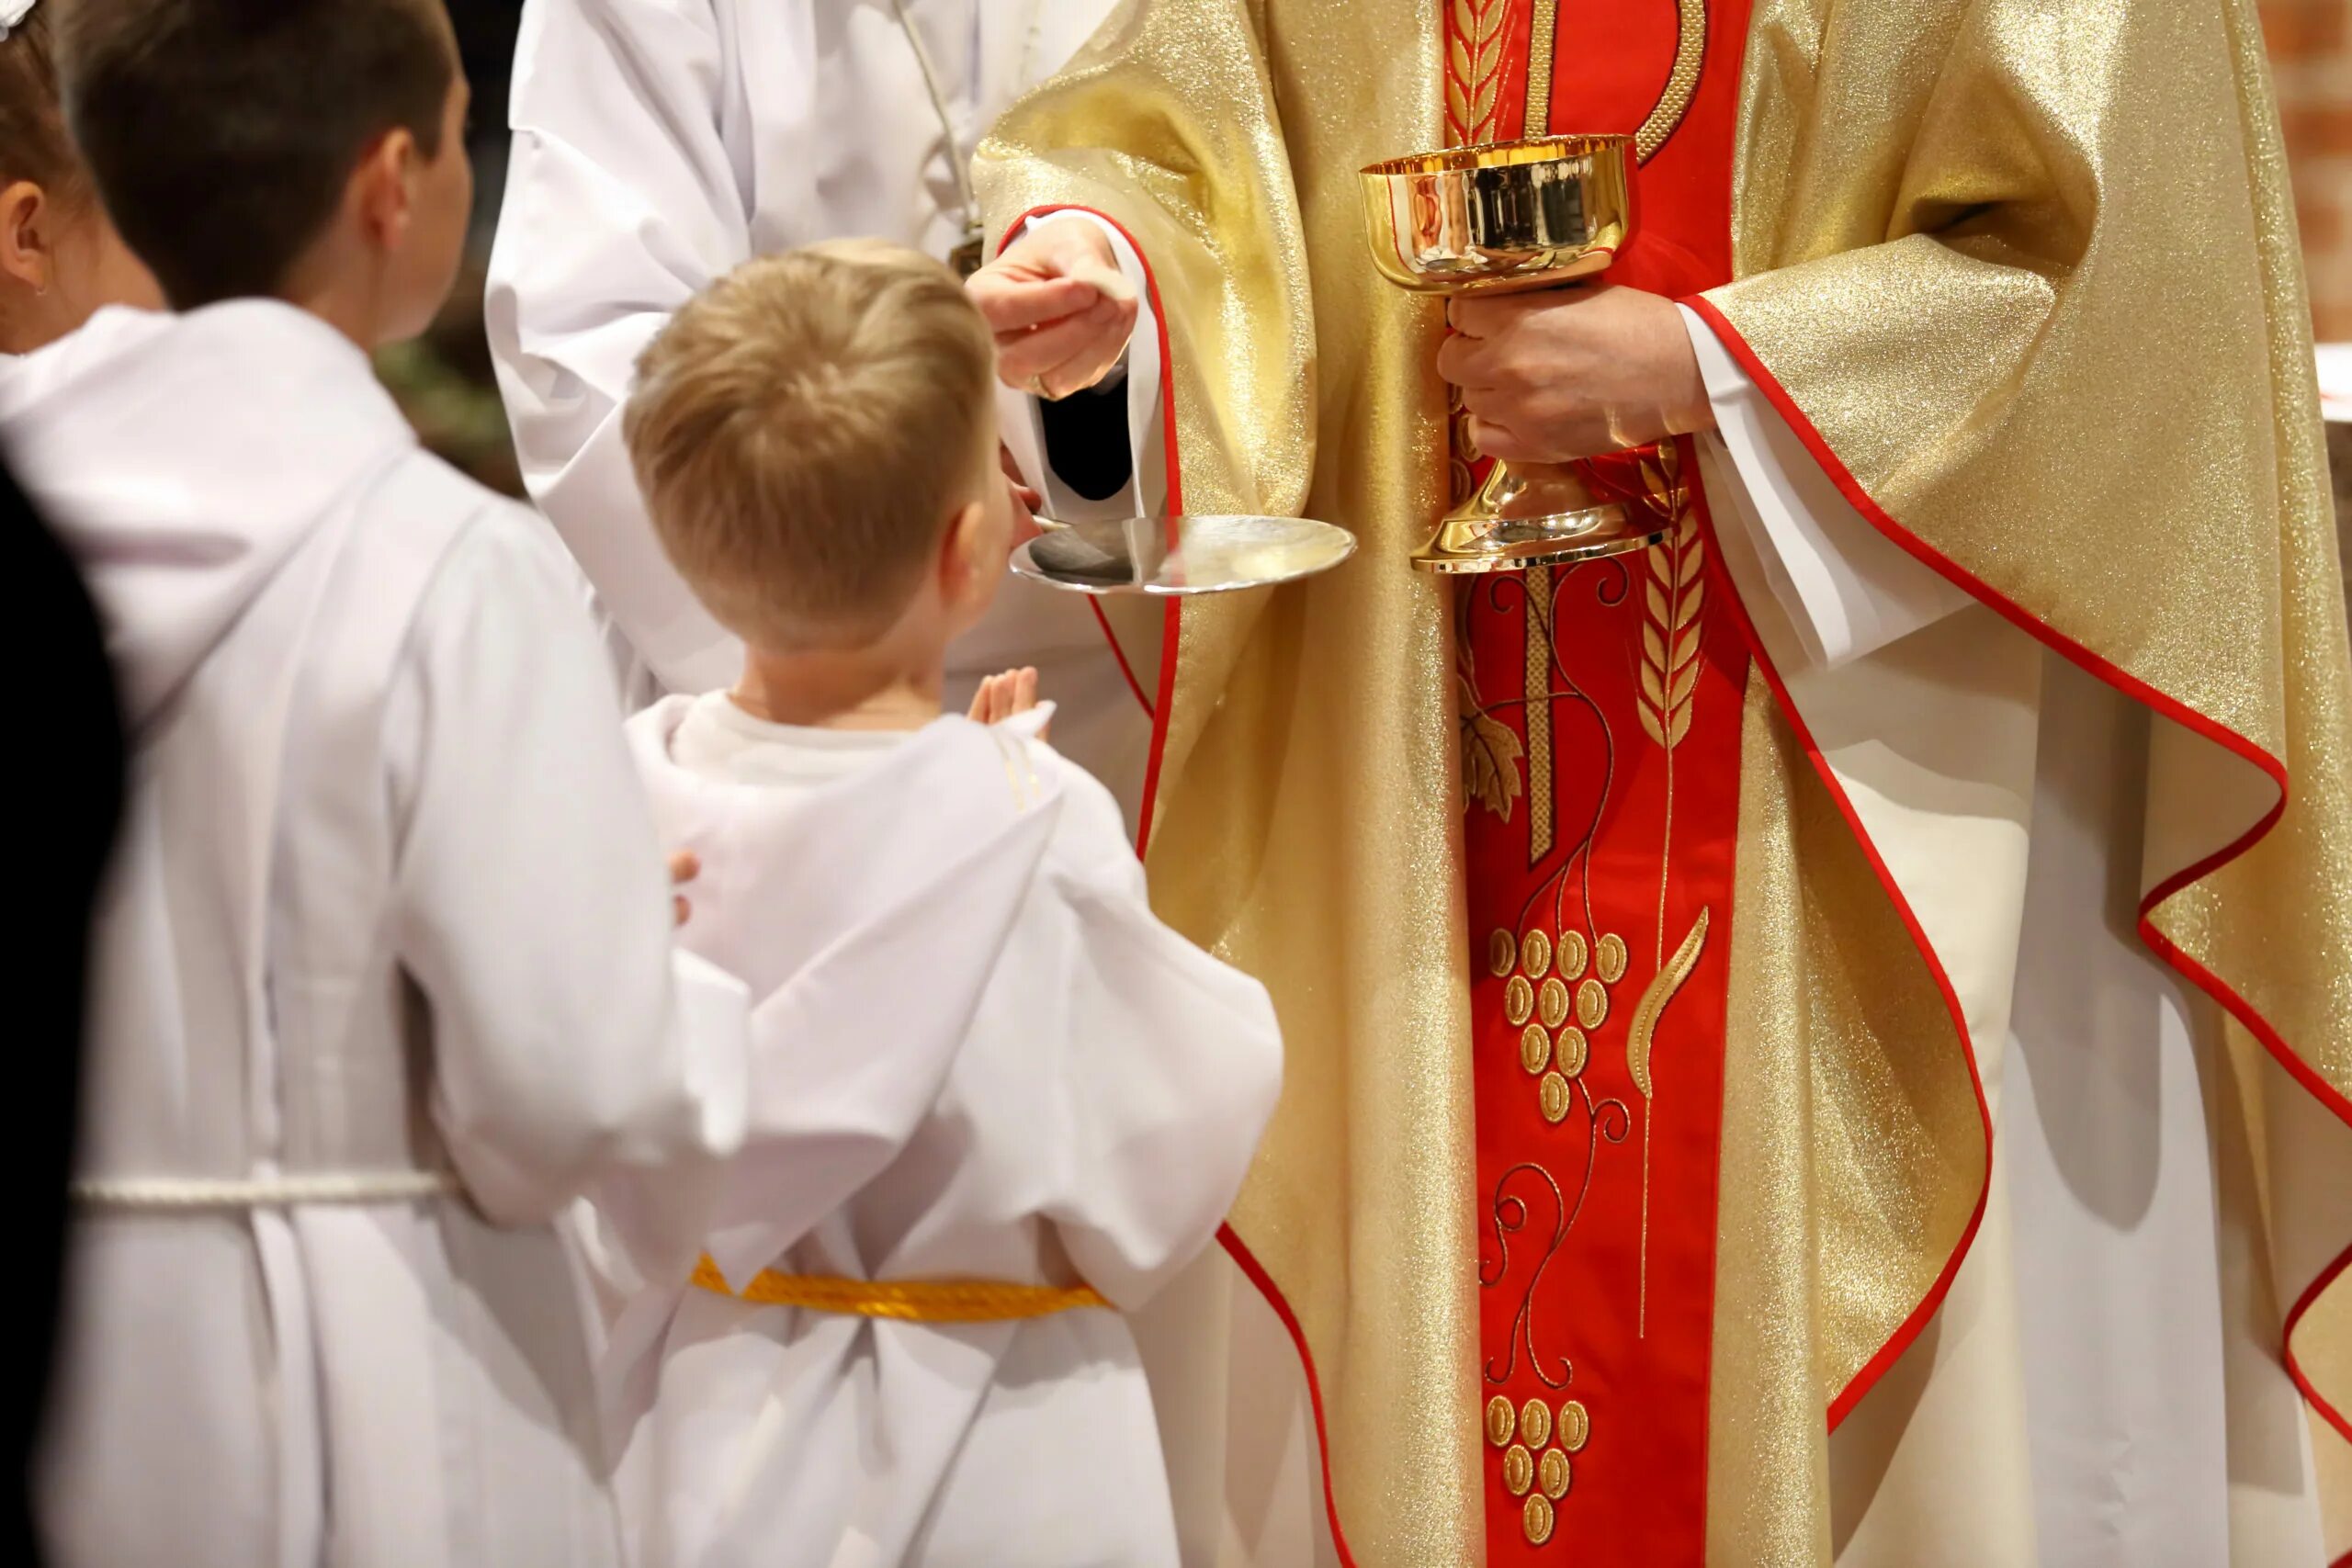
{"left": 71, "top": 1169, "right": 463, "bottom": 1211}
{"left": 885, "top": 0, "right": 982, "bottom": 227}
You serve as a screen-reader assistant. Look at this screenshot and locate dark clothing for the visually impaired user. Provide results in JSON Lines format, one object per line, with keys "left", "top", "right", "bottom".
{"left": 5, "top": 472, "right": 125, "bottom": 1568}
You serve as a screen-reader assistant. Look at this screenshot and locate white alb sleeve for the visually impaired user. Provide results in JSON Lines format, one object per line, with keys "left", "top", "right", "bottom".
{"left": 1678, "top": 304, "right": 1972, "bottom": 670}
{"left": 1037, "top": 771, "right": 1283, "bottom": 1312}
{"left": 388, "top": 513, "right": 747, "bottom": 1233}
{"left": 485, "top": 0, "right": 753, "bottom": 696}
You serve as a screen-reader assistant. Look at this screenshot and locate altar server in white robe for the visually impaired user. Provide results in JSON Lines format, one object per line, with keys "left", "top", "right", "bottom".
{"left": 487, "top": 0, "right": 1165, "bottom": 813}
{"left": 19, "top": 5, "right": 758, "bottom": 1563}
{"left": 592, "top": 241, "right": 1282, "bottom": 1567}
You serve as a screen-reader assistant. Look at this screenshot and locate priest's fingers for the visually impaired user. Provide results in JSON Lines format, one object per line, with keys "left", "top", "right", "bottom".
{"left": 1434, "top": 329, "right": 1499, "bottom": 389}
{"left": 1465, "top": 414, "right": 1545, "bottom": 464}
{"left": 994, "top": 297, "right": 1116, "bottom": 373}
{"left": 1011, "top": 666, "right": 1040, "bottom": 715}
{"left": 1032, "top": 339, "right": 1129, "bottom": 402}
{"left": 1447, "top": 282, "right": 1595, "bottom": 339}
{"left": 1030, "top": 296, "right": 1141, "bottom": 398}
{"left": 971, "top": 273, "right": 1102, "bottom": 335}
{"left": 990, "top": 213, "right": 1122, "bottom": 286}
{"left": 998, "top": 298, "right": 1134, "bottom": 391}
{"left": 967, "top": 674, "right": 1001, "bottom": 725}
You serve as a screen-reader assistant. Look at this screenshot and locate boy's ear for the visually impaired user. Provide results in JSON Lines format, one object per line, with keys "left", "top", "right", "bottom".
{"left": 351, "top": 128, "right": 419, "bottom": 253}
{"left": 939, "top": 498, "right": 989, "bottom": 602}
{"left": 0, "top": 181, "right": 52, "bottom": 294}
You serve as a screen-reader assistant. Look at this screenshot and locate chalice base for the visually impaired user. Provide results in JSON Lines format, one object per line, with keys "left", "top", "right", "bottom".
{"left": 1411, "top": 446, "right": 1683, "bottom": 575}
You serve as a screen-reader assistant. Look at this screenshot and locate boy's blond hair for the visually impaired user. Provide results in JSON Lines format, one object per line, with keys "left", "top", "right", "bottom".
{"left": 625, "top": 240, "right": 996, "bottom": 651}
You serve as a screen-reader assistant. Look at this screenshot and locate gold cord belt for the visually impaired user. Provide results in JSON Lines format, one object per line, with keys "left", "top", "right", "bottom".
{"left": 690, "top": 1254, "right": 1109, "bottom": 1322}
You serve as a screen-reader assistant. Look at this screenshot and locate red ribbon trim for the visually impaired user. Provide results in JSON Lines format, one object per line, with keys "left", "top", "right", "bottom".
{"left": 1680, "top": 440, "right": 1995, "bottom": 1432}
{"left": 1001, "top": 205, "right": 1356, "bottom": 1563}
{"left": 1681, "top": 291, "right": 2352, "bottom": 1457}
{"left": 1217, "top": 1223, "right": 1362, "bottom": 1567}
{"left": 1087, "top": 598, "right": 1157, "bottom": 720}
{"left": 998, "top": 206, "right": 1185, "bottom": 854}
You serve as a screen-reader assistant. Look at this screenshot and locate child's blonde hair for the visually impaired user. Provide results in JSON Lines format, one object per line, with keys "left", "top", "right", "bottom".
{"left": 626, "top": 240, "right": 998, "bottom": 652}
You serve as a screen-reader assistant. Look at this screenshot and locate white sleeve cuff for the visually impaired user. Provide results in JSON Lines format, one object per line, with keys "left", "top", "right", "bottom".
{"left": 1678, "top": 303, "right": 1971, "bottom": 670}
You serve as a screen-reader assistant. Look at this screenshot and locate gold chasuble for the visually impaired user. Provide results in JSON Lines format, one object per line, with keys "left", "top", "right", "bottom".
{"left": 979, "top": 1, "right": 2352, "bottom": 1563}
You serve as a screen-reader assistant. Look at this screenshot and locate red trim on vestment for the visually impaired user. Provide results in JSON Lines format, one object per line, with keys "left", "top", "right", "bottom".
{"left": 1086, "top": 599, "right": 1156, "bottom": 719}
{"left": 1681, "top": 292, "right": 2352, "bottom": 1450}
{"left": 1001, "top": 207, "right": 1358, "bottom": 1562}
{"left": 1217, "top": 1224, "right": 1362, "bottom": 1568}
{"left": 1000, "top": 207, "right": 1184, "bottom": 855}
{"left": 1683, "top": 441, "right": 1995, "bottom": 1433}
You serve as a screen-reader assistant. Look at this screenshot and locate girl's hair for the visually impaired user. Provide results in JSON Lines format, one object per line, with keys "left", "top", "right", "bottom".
{"left": 0, "top": 7, "right": 82, "bottom": 197}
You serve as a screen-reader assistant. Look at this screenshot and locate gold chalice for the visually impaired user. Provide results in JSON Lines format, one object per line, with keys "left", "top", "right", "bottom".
{"left": 1360, "top": 134, "right": 1682, "bottom": 574}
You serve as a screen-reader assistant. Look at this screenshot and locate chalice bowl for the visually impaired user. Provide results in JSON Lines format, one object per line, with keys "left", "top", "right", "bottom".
{"left": 1360, "top": 134, "right": 1682, "bottom": 573}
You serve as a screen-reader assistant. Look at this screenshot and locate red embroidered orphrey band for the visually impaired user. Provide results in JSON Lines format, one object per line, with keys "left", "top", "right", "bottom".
{"left": 1451, "top": 2, "right": 1754, "bottom": 1560}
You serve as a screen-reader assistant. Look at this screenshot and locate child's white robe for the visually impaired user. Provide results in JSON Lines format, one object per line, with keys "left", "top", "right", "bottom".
{"left": 600, "top": 699, "right": 1283, "bottom": 1568}
{"left": 6, "top": 303, "right": 751, "bottom": 1568}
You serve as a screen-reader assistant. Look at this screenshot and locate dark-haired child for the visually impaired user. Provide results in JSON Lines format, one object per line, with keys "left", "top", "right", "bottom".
{"left": 11, "top": 4, "right": 758, "bottom": 1562}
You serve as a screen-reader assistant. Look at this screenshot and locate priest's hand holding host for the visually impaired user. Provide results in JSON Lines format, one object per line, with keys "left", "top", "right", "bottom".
{"left": 967, "top": 217, "right": 1137, "bottom": 400}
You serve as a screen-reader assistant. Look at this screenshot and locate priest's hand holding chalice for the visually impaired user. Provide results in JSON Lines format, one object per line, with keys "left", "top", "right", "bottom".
{"left": 1360, "top": 134, "right": 1710, "bottom": 571}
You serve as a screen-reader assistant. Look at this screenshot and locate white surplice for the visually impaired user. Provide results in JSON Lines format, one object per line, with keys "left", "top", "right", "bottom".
{"left": 486, "top": 0, "right": 1159, "bottom": 813}
{"left": 593, "top": 695, "right": 1283, "bottom": 1568}
{"left": 6, "top": 302, "right": 753, "bottom": 1568}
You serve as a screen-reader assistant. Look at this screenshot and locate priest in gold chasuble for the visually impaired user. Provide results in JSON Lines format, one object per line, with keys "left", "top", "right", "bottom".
{"left": 975, "top": 0, "right": 2352, "bottom": 1562}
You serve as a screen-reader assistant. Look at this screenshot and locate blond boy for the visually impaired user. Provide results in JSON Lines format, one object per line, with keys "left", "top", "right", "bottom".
{"left": 599, "top": 242, "right": 1283, "bottom": 1568}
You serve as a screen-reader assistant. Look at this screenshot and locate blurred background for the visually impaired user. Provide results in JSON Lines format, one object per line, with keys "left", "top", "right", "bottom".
{"left": 420, "top": 1, "right": 2352, "bottom": 593}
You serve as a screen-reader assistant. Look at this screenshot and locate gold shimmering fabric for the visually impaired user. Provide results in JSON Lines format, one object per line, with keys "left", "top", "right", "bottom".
{"left": 1707, "top": 672, "right": 1992, "bottom": 1563}
{"left": 978, "top": 3, "right": 1483, "bottom": 1563}
{"left": 1708, "top": 0, "right": 2352, "bottom": 1537}
{"left": 1707, "top": 673, "right": 1832, "bottom": 1566}
{"left": 985, "top": 0, "right": 2352, "bottom": 1559}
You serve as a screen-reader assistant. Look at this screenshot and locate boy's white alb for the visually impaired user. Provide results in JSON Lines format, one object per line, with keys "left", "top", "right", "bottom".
{"left": 0, "top": 0, "right": 38, "bottom": 41}
{"left": 597, "top": 699, "right": 1284, "bottom": 1568}
{"left": 6, "top": 301, "right": 751, "bottom": 1568}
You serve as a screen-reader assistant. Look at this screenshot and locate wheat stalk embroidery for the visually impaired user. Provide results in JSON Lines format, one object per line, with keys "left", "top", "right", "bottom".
{"left": 1635, "top": 506, "right": 1704, "bottom": 1337}
{"left": 1638, "top": 512, "right": 1704, "bottom": 752}
{"left": 1444, "top": 0, "right": 1507, "bottom": 144}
